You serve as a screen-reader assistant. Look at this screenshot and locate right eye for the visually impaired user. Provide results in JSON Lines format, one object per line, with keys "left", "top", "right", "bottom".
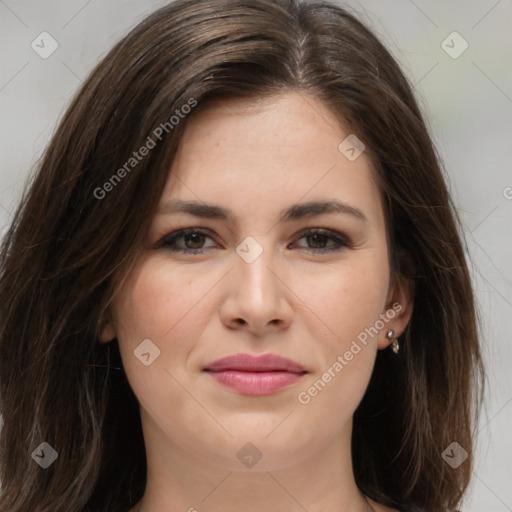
{"left": 159, "top": 228, "right": 219, "bottom": 254}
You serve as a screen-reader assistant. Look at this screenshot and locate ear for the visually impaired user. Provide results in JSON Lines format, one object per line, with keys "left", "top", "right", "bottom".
{"left": 377, "top": 271, "right": 414, "bottom": 350}
{"left": 99, "top": 309, "right": 117, "bottom": 343}
{"left": 100, "top": 321, "right": 117, "bottom": 343}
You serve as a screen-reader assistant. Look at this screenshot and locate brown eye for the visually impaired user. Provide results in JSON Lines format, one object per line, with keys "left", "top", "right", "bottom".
{"left": 307, "top": 233, "right": 330, "bottom": 248}
{"left": 160, "top": 229, "right": 217, "bottom": 254}
{"left": 292, "top": 229, "right": 349, "bottom": 253}
{"left": 183, "top": 232, "right": 206, "bottom": 249}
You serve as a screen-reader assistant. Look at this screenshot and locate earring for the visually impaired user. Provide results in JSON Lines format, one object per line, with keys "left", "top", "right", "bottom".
{"left": 386, "top": 329, "right": 400, "bottom": 354}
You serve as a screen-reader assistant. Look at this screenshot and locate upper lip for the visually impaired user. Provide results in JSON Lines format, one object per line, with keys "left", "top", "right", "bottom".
{"left": 204, "top": 353, "right": 306, "bottom": 373}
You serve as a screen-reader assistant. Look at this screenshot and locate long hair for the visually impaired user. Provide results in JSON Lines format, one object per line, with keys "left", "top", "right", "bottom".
{"left": 0, "top": 1, "right": 485, "bottom": 511}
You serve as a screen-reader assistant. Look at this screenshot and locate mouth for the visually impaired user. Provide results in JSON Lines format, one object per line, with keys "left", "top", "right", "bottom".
{"left": 203, "top": 353, "right": 307, "bottom": 396}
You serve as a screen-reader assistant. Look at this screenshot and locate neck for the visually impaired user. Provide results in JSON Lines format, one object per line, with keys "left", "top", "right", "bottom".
{"left": 135, "top": 410, "right": 376, "bottom": 512}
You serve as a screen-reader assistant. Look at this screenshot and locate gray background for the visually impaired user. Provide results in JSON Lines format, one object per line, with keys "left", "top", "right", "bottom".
{"left": 0, "top": 1, "right": 511, "bottom": 510}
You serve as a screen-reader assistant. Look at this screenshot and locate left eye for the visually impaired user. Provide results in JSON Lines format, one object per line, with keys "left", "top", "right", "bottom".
{"left": 159, "top": 228, "right": 349, "bottom": 254}
{"left": 292, "top": 229, "right": 349, "bottom": 252}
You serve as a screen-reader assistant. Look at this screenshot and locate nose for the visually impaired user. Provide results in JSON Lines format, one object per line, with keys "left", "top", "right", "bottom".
{"left": 219, "top": 243, "right": 293, "bottom": 336}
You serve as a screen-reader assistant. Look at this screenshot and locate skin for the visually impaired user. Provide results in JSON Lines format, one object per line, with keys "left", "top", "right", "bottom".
{"left": 101, "top": 91, "right": 413, "bottom": 512}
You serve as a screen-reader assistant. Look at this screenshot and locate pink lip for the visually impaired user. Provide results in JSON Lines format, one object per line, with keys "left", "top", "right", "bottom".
{"left": 203, "top": 353, "right": 307, "bottom": 396}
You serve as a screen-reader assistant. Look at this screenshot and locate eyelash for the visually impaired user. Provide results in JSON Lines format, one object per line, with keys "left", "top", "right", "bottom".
{"left": 158, "top": 227, "right": 351, "bottom": 255}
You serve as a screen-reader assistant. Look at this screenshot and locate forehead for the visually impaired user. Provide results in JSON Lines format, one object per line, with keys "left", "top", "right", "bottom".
{"left": 161, "top": 92, "right": 384, "bottom": 227}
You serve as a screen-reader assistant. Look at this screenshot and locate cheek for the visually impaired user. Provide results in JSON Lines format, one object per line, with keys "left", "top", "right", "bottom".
{"left": 290, "top": 254, "right": 388, "bottom": 412}
{"left": 112, "top": 258, "right": 220, "bottom": 433}
{"left": 293, "top": 255, "right": 389, "bottom": 350}
{"left": 113, "top": 257, "right": 218, "bottom": 372}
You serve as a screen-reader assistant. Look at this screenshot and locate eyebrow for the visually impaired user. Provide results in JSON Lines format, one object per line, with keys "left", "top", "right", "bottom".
{"left": 156, "top": 199, "right": 367, "bottom": 223}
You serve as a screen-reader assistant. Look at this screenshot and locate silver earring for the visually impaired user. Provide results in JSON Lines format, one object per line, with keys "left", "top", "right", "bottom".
{"left": 386, "top": 329, "right": 400, "bottom": 354}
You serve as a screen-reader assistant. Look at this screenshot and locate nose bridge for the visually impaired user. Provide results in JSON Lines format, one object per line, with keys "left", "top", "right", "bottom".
{"left": 226, "top": 234, "right": 290, "bottom": 332}
{"left": 235, "top": 235, "right": 276, "bottom": 303}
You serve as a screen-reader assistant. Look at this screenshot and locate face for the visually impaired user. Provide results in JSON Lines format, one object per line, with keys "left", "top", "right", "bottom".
{"left": 102, "top": 91, "right": 411, "bottom": 471}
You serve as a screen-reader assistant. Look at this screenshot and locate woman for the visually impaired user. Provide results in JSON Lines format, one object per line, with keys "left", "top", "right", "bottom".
{"left": 0, "top": 0, "right": 485, "bottom": 511}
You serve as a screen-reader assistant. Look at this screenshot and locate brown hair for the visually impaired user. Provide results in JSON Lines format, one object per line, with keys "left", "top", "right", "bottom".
{"left": 0, "top": 1, "right": 485, "bottom": 511}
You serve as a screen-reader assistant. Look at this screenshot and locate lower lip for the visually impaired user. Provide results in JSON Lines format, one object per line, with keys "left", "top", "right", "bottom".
{"left": 205, "top": 370, "right": 305, "bottom": 395}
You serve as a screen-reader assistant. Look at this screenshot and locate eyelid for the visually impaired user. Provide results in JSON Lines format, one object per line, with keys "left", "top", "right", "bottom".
{"left": 291, "top": 228, "right": 351, "bottom": 250}
{"left": 159, "top": 227, "right": 218, "bottom": 248}
{"left": 157, "top": 225, "right": 352, "bottom": 253}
